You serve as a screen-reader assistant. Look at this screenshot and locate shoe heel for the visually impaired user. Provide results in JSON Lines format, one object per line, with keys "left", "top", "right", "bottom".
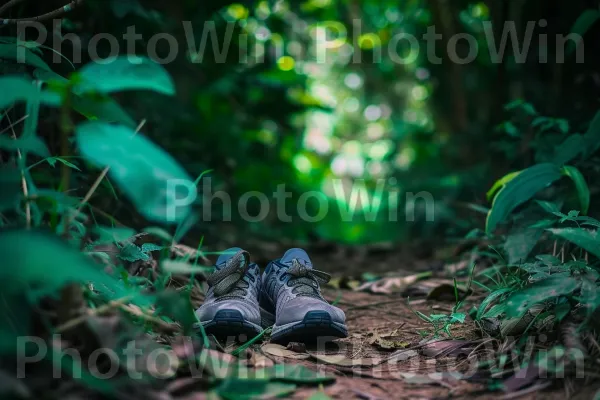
{"left": 260, "top": 307, "right": 275, "bottom": 327}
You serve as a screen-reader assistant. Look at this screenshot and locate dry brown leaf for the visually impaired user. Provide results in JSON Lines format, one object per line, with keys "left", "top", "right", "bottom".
{"left": 261, "top": 343, "right": 310, "bottom": 360}
{"left": 420, "top": 340, "right": 475, "bottom": 358}
{"left": 245, "top": 349, "right": 275, "bottom": 368}
{"left": 368, "top": 332, "right": 409, "bottom": 350}
{"left": 309, "top": 353, "right": 381, "bottom": 367}
{"left": 356, "top": 273, "right": 430, "bottom": 294}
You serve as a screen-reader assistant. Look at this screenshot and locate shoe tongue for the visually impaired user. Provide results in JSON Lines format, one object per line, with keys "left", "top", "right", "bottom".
{"left": 215, "top": 247, "right": 244, "bottom": 271}
{"left": 280, "top": 248, "right": 312, "bottom": 268}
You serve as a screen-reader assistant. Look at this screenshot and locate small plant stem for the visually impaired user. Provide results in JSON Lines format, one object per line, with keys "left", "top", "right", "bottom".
{"left": 5, "top": 114, "right": 31, "bottom": 228}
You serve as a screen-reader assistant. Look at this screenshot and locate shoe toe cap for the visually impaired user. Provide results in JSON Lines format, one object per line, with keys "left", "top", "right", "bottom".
{"left": 196, "top": 300, "right": 261, "bottom": 325}
{"left": 276, "top": 297, "right": 346, "bottom": 326}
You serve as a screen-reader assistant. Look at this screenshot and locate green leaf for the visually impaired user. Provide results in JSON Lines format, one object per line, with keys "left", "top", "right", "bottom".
{"left": 33, "top": 69, "right": 137, "bottom": 128}
{"left": 0, "top": 134, "right": 49, "bottom": 157}
{"left": 486, "top": 170, "right": 521, "bottom": 201}
{"left": 0, "top": 43, "right": 51, "bottom": 71}
{"left": 23, "top": 80, "right": 43, "bottom": 138}
{"left": 307, "top": 391, "right": 333, "bottom": 400}
{"left": 486, "top": 164, "right": 562, "bottom": 233}
{"left": 75, "top": 122, "right": 194, "bottom": 223}
{"left": 0, "top": 76, "right": 60, "bottom": 109}
{"left": 155, "top": 290, "right": 197, "bottom": 333}
{"left": 552, "top": 134, "right": 585, "bottom": 165}
{"left": 73, "top": 94, "right": 137, "bottom": 128}
{"left": 260, "top": 364, "right": 335, "bottom": 384}
{"left": 548, "top": 228, "right": 600, "bottom": 259}
{"left": 561, "top": 166, "right": 590, "bottom": 215}
{"left": 118, "top": 243, "right": 150, "bottom": 262}
{"left": 0, "top": 230, "right": 124, "bottom": 300}
{"left": 477, "top": 288, "right": 513, "bottom": 320}
{"left": 93, "top": 226, "right": 136, "bottom": 243}
{"left": 567, "top": 10, "right": 600, "bottom": 55}
{"left": 504, "top": 228, "right": 543, "bottom": 264}
{"left": 161, "top": 259, "right": 214, "bottom": 275}
{"left": 535, "top": 200, "right": 561, "bottom": 214}
{"left": 505, "top": 277, "right": 580, "bottom": 318}
{"left": 75, "top": 56, "right": 175, "bottom": 95}
{"left": 47, "top": 157, "right": 81, "bottom": 171}
{"left": 141, "top": 243, "right": 163, "bottom": 252}
{"left": 216, "top": 379, "right": 296, "bottom": 400}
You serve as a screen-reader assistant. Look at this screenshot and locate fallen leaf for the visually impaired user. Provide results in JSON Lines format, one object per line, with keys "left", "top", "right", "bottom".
{"left": 401, "top": 279, "right": 469, "bottom": 300}
{"left": 421, "top": 340, "right": 476, "bottom": 358}
{"left": 245, "top": 349, "right": 275, "bottom": 368}
{"left": 399, "top": 372, "right": 459, "bottom": 388}
{"left": 356, "top": 272, "right": 432, "bottom": 294}
{"left": 368, "top": 332, "right": 409, "bottom": 350}
{"left": 309, "top": 353, "right": 381, "bottom": 367}
{"left": 261, "top": 343, "right": 310, "bottom": 360}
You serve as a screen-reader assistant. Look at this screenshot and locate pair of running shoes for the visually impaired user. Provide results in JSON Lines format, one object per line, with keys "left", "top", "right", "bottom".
{"left": 195, "top": 247, "right": 347, "bottom": 343}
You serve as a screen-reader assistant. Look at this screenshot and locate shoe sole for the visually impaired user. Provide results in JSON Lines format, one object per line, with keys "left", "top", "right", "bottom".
{"left": 197, "top": 309, "right": 263, "bottom": 339}
{"left": 270, "top": 311, "right": 348, "bottom": 343}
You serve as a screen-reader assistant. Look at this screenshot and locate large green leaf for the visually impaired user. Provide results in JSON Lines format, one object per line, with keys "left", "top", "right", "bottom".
{"left": 33, "top": 69, "right": 136, "bottom": 128}
{"left": 0, "top": 43, "right": 51, "bottom": 71}
{"left": 486, "top": 170, "right": 521, "bottom": 201}
{"left": 504, "top": 228, "right": 543, "bottom": 264}
{"left": 75, "top": 122, "right": 194, "bottom": 223}
{"left": 562, "top": 165, "right": 590, "bottom": 215}
{"left": 505, "top": 277, "right": 580, "bottom": 318}
{"left": 486, "top": 163, "right": 562, "bottom": 233}
{"left": 0, "top": 230, "right": 123, "bottom": 299}
{"left": 567, "top": 9, "right": 600, "bottom": 55}
{"left": 0, "top": 76, "right": 60, "bottom": 109}
{"left": 548, "top": 228, "right": 600, "bottom": 259}
{"left": 155, "top": 290, "right": 198, "bottom": 333}
{"left": 75, "top": 56, "right": 175, "bottom": 95}
{"left": 552, "top": 134, "right": 586, "bottom": 165}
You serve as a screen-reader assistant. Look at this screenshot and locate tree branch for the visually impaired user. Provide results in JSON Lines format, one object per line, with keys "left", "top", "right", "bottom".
{"left": 0, "top": 0, "right": 83, "bottom": 24}
{"left": 0, "top": 0, "right": 27, "bottom": 16}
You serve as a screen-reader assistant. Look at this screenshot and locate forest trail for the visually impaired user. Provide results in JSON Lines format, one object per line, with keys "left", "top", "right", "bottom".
{"left": 165, "top": 237, "right": 588, "bottom": 400}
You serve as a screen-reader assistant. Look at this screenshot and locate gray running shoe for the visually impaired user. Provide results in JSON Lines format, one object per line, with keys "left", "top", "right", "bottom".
{"left": 260, "top": 248, "right": 347, "bottom": 343}
{"left": 195, "top": 248, "right": 263, "bottom": 337}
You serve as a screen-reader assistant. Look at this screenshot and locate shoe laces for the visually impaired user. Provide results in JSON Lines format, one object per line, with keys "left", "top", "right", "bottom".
{"left": 207, "top": 250, "right": 252, "bottom": 299}
{"left": 286, "top": 258, "right": 331, "bottom": 298}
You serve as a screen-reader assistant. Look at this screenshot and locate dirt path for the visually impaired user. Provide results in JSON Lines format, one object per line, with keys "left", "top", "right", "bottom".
{"left": 260, "top": 288, "right": 577, "bottom": 400}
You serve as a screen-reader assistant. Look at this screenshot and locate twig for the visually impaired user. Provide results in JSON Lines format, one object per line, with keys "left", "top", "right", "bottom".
{"left": 55, "top": 296, "right": 132, "bottom": 333}
{"left": 119, "top": 304, "right": 179, "bottom": 333}
{"left": 6, "top": 113, "right": 31, "bottom": 228}
{"left": 0, "top": 0, "right": 83, "bottom": 24}
{"left": 0, "top": 114, "right": 28, "bottom": 135}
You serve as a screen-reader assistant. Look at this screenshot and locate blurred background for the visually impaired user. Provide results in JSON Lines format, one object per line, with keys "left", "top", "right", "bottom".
{"left": 3, "top": 0, "right": 600, "bottom": 252}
